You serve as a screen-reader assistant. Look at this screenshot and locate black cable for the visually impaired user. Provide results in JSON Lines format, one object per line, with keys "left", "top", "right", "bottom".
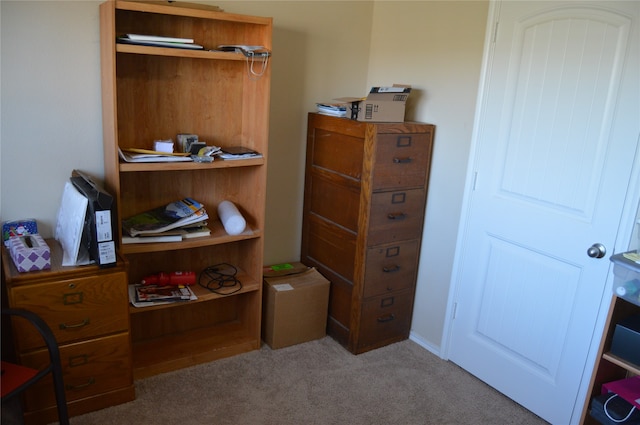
{"left": 198, "top": 263, "right": 242, "bottom": 295}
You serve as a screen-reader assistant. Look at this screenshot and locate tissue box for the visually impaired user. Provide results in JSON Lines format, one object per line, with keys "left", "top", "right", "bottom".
{"left": 2, "top": 219, "right": 38, "bottom": 247}
{"left": 9, "top": 234, "right": 51, "bottom": 272}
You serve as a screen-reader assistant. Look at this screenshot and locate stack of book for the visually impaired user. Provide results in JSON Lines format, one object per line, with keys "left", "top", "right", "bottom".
{"left": 116, "top": 34, "right": 204, "bottom": 50}
{"left": 122, "top": 198, "right": 211, "bottom": 244}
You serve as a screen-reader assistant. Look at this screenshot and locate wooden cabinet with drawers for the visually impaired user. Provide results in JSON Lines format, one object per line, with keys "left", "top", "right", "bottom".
{"left": 301, "top": 113, "right": 435, "bottom": 354}
{"left": 2, "top": 239, "right": 134, "bottom": 425}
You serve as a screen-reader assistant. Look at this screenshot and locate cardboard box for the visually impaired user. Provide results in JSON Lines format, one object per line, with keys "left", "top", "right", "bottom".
{"left": 262, "top": 262, "right": 330, "bottom": 349}
{"left": 337, "top": 85, "right": 411, "bottom": 122}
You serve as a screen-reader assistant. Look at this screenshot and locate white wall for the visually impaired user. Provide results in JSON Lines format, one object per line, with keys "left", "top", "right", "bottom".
{"left": 0, "top": 0, "right": 488, "bottom": 353}
{"left": 366, "top": 1, "right": 489, "bottom": 351}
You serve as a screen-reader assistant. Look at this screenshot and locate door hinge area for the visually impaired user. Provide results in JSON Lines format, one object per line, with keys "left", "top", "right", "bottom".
{"left": 452, "top": 302, "right": 458, "bottom": 320}
{"left": 492, "top": 22, "right": 499, "bottom": 43}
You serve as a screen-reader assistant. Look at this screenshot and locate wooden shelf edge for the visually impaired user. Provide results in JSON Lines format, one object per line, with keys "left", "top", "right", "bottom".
{"left": 121, "top": 228, "right": 262, "bottom": 255}
{"left": 115, "top": 0, "right": 273, "bottom": 26}
{"left": 119, "top": 157, "right": 265, "bottom": 172}
{"left": 602, "top": 352, "right": 640, "bottom": 375}
{"left": 129, "top": 278, "right": 261, "bottom": 314}
{"left": 131, "top": 321, "right": 260, "bottom": 379}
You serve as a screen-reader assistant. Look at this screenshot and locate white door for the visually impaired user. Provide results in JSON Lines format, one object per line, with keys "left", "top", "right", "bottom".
{"left": 447, "top": 1, "right": 639, "bottom": 424}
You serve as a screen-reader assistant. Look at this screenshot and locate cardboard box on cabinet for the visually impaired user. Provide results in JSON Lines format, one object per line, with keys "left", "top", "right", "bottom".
{"left": 336, "top": 84, "right": 411, "bottom": 122}
{"left": 262, "top": 262, "right": 330, "bottom": 349}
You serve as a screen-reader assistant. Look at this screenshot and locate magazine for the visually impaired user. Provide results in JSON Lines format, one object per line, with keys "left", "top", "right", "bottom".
{"left": 129, "top": 284, "right": 197, "bottom": 307}
{"left": 122, "top": 198, "right": 208, "bottom": 237}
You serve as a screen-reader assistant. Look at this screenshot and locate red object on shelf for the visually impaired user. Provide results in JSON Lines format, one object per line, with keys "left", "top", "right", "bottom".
{"left": 141, "top": 271, "right": 195, "bottom": 286}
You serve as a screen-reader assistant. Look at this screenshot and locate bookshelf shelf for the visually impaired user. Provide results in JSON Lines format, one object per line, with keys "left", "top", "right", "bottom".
{"left": 100, "top": 0, "right": 271, "bottom": 379}
{"left": 128, "top": 273, "right": 261, "bottom": 315}
{"left": 121, "top": 226, "right": 261, "bottom": 255}
{"left": 119, "top": 157, "right": 264, "bottom": 172}
{"left": 116, "top": 43, "right": 249, "bottom": 60}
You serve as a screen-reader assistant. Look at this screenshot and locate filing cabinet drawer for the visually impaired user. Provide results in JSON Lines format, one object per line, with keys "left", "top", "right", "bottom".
{"left": 364, "top": 240, "right": 420, "bottom": 298}
{"left": 372, "top": 133, "right": 432, "bottom": 191}
{"left": 9, "top": 272, "right": 129, "bottom": 351}
{"left": 310, "top": 128, "right": 364, "bottom": 179}
{"left": 358, "top": 290, "right": 414, "bottom": 349}
{"left": 20, "top": 333, "right": 132, "bottom": 411}
{"left": 308, "top": 172, "right": 360, "bottom": 232}
{"left": 306, "top": 214, "right": 356, "bottom": 281}
{"left": 367, "top": 189, "right": 426, "bottom": 246}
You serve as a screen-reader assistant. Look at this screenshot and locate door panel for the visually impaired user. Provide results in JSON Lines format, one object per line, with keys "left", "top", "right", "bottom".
{"left": 448, "top": 2, "right": 639, "bottom": 424}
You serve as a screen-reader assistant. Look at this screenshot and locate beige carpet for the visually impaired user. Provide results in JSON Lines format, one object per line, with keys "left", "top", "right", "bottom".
{"left": 70, "top": 337, "right": 548, "bottom": 425}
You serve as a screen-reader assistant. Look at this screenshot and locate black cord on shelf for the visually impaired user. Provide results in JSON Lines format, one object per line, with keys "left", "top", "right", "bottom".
{"left": 198, "top": 263, "right": 243, "bottom": 295}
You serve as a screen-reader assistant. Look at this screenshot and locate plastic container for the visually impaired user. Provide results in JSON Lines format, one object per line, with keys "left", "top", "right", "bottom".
{"left": 611, "top": 252, "right": 640, "bottom": 307}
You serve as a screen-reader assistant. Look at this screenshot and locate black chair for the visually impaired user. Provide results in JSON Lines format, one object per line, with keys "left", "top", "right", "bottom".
{"left": 1, "top": 308, "right": 70, "bottom": 425}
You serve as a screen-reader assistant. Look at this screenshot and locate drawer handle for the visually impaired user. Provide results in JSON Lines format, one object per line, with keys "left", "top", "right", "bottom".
{"left": 59, "top": 318, "right": 90, "bottom": 330}
{"left": 68, "top": 354, "right": 89, "bottom": 367}
{"left": 393, "top": 157, "right": 412, "bottom": 164}
{"left": 387, "top": 213, "right": 406, "bottom": 220}
{"left": 383, "top": 265, "right": 401, "bottom": 273}
{"left": 377, "top": 314, "right": 396, "bottom": 323}
{"left": 66, "top": 377, "right": 95, "bottom": 391}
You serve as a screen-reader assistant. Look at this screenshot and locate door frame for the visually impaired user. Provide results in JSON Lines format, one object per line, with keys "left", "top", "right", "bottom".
{"left": 440, "top": 1, "right": 640, "bottom": 422}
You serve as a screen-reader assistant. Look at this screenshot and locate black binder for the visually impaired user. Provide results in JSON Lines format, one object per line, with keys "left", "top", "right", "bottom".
{"left": 70, "top": 170, "right": 117, "bottom": 267}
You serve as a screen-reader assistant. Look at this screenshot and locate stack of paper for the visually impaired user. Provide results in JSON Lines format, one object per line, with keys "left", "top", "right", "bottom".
{"left": 316, "top": 102, "right": 347, "bottom": 117}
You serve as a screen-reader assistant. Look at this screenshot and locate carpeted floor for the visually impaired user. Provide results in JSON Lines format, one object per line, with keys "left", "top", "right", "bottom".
{"left": 58, "top": 337, "right": 548, "bottom": 425}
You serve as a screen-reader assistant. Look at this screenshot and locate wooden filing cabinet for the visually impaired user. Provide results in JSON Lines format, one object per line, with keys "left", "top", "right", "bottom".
{"left": 301, "top": 112, "right": 435, "bottom": 354}
{"left": 2, "top": 239, "right": 134, "bottom": 425}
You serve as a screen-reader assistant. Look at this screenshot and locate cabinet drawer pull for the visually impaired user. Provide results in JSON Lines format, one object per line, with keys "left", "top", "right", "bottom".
{"left": 59, "top": 318, "right": 90, "bottom": 330}
{"left": 387, "top": 212, "right": 406, "bottom": 220}
{"left": 383, "top": 265, "right": 401, "bottom": 273}
{"left": 393, "top": 157, "right": 412, "bottom": 164}
{"left": 66, "top": 377, "right": 95, "bottom": 391}
{"left": 68, "top": 354, "right": 89, "bottom": 367}
{"left": 377, "top": 314, "right": 396, "bottom": 323}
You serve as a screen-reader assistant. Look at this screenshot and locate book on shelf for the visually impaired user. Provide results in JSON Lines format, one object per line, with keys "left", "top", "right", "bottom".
{"left": 122, "top": 234, "right": 182, "bottom": 244}
{"left": 121, "top": 225, "right": 211, "bottom": 244}
{"left": 122, "top": 198, "right": 208, "bottom": 237}
{"left": 181, "top": 225, "right": 211, "bottom": 239}
{"left": 123, "top": 34, "right": 195, "bottom": 44}
{"left": 128, "top": 284, "right": 197, "bottom": 308}
{"left": 116, "top": 34, "right": 204, "bottom": 50}
{"left": 217, "top": 146, "right": 262, "bottom": 160}
{"left": 118, "top": 147, "right": 192, "bottom": 163}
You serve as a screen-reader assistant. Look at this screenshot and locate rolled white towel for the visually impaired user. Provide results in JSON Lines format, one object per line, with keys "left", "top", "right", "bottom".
{"left": 217, "top": 200, "right": 246, "bottom": 235}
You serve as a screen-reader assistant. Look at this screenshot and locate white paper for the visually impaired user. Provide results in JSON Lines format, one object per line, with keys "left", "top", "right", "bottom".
{"left": 55, "top": 182, "right": 89, "bottom": 266}
{"left": 273, "top": 283, "right": 294, "bottom": 291}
